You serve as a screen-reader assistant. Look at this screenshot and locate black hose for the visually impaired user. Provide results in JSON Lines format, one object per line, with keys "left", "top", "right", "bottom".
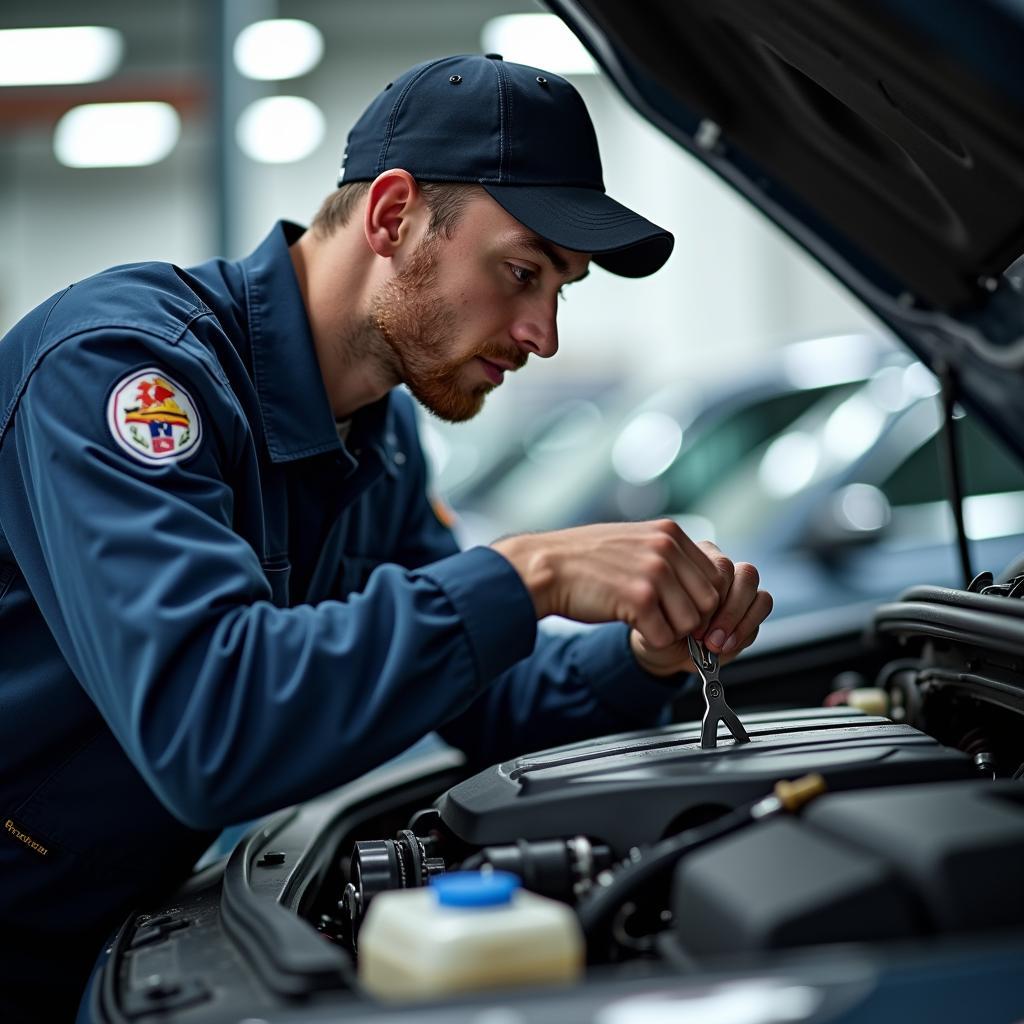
{"left": 576, "top": 801, "right": 755, "bottom": 941}
{"left": 577, "top": 775, "right": 828, "bottom": 950}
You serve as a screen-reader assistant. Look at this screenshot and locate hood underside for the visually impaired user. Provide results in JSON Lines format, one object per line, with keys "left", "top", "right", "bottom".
{"left": 550, "top": 0, "right": 1024, "bottom": 458}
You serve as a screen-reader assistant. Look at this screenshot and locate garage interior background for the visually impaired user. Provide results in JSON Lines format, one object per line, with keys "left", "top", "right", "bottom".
{"left": 0, "top": 0, "right": 878, "bottom": 520}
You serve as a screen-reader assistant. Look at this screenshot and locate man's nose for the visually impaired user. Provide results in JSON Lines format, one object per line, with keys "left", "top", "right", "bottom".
{"left": 510, "top": 304, "right": 559, "bottom": 360}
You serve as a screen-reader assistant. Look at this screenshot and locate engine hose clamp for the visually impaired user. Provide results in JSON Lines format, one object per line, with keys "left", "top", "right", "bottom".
{"left": 568, "top": 835, "right": 594, "bottom": 891}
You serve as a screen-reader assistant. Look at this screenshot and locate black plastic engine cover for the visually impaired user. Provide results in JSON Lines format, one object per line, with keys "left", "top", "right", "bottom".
{"left": 436, "top": 707, "right": 973, "bottom": 855}
{"left": 803, "top": 780, "right": 1024, "bottom": 932}
{"left": 673, "top": 817, "right": 923, "bottom": 954}
{"left": 673, "top": 780, "right": 1024, "bottom": 955}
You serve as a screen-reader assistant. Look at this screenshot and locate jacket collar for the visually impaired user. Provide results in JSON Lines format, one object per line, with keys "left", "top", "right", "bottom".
{"left": 239, "top": 220, "right": 394, "bottom": 464}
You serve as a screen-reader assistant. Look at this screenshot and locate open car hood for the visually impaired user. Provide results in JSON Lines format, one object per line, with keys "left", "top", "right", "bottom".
{"left": 549, "top": 0, "right": 1024, "bottom": 460}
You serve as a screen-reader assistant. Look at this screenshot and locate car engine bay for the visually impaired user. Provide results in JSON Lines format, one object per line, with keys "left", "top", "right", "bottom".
{"left": 305, "top": 571, "right": 1024, "bottom": 982}
{"left": 87, "top": 568, "right": 1024, "bottom": 1022}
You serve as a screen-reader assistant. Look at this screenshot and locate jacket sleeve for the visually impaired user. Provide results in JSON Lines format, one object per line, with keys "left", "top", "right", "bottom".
{"left": 5, "top": 330, "right": 538, "bottom": 829}
{"left": 438, "top": 623, "right": 686, "bottom": 769}
{"left": 388, "top": 397, "right": 689, "bottom": 769}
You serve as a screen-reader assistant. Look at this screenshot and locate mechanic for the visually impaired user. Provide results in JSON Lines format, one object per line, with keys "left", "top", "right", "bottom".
{"left": 0, "top": 55, "right": 771, "bottom": 1019}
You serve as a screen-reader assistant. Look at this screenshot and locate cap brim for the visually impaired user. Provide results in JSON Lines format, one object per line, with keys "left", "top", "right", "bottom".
{"left": 482, "top": 184, "right": 674, "bottom": 278}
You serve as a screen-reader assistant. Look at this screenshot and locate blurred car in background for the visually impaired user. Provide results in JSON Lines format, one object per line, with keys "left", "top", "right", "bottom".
{"left": 459, "top": 332, "right": 903, "bottom": 537}
{"left": 685, "top": 363, "right": 1024, "bottom": 616}
{"left": 420, "top": 375, "right": 627, "bottom": 513}
{"left": 455, "top": 335, "right": 1024, "bottom": 621}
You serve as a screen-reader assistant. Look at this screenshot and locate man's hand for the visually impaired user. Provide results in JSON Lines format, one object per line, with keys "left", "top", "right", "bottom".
{"left": 629, "top": 540, "right": 771, "bottom": 676}
{"left": 492, "top": 522, "right": 772, "bottom": 675}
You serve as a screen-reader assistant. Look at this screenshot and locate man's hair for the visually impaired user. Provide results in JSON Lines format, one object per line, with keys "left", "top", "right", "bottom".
{"left": 311, "top": 180, "right": 481, "bottom": 240}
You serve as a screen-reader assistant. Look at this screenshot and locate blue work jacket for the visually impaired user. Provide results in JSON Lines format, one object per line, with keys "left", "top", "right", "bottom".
{"left": 0, "top": 221, "right": 683, "bottom": 1018}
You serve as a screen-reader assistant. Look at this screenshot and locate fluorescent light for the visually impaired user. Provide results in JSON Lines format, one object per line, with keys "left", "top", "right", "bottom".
{"left": 822, "top": 393, "right": 885, "bottom": 461}
{"left": 781, "top": 334, "right": 887, "bottom": 389}
{"left": 759, "top": 431, "right": 820, "bottom": 498}
{"left": 54, "top": 103, "right": 180, "bottom": 168}
{"left": 481, "top": 14, "right": 598, "bottom": 75}
{"left": 0, "top": 26, "right": 122, "bottom": 86}
{"left": 612, "top": 411, "right": 683, "bottom": 484}
{"left": 236, "top": 96, "right": 325, "bottom": 163}
{"left": 867, "top": 365, "right": 911, "bottom": 412}
{"left": 965, "top": 491, "right": 1024, "bottom": 541}
{"left": 836, "top": 484, "right": 891, "bottom": 532}
{"left": 902, "top": 361, "right": 940, "bottom": 399}
{"left": 233, "top": 19, "right": 324, "bottom": 81}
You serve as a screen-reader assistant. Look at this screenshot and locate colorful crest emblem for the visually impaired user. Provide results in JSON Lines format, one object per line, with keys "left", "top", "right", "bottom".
{"left": 107, "top": 368, "right": 202, "bottom": 464}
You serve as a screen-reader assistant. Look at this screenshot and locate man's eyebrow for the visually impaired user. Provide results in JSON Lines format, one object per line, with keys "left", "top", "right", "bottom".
{"left": 508, "top": 233, "right": 590, "bottom": 284}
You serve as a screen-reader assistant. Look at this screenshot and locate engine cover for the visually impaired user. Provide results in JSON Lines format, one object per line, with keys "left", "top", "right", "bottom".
{"left": 672, "top": 780, "right": 1024, "bottom": 954}
{"left": 436, "top": 707, "right": 974, "bottom": 856}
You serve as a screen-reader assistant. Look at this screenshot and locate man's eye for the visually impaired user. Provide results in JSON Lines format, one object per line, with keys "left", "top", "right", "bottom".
{"left": 508, "top": 264, "right": 535, "bottom": 285}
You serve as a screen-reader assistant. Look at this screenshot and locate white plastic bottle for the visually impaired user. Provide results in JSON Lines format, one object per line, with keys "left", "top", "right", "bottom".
{"left": 357, "top": 870, "right": 584, "bottom": 1001}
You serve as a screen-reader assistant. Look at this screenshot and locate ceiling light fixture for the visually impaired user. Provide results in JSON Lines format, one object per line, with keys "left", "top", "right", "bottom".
{"left": 481, "top": 14, "right": 597, "bottom": 75}
{"left": 54, "top": 103, "right": 181, "bottom": 168}
{"left": 233, "top": 19, "right": 324, "bottom": 81}
{"left": 236, "top": 96, "right": 325, "bottom": 163}
{"left": 0, "top": 26, "right": 123, "bottom": 86}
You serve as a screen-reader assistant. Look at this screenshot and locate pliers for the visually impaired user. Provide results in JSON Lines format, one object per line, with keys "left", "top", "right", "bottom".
{"left": 687, "top": 635, "right": 750, "bottom": 749}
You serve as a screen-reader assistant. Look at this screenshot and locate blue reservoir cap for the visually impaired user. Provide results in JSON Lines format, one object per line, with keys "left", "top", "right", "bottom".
{"left": 430, "top": 871, "right": 520, "bottom": 907}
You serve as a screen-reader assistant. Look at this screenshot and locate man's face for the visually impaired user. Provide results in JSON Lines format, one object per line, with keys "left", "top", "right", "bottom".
{"left": 370, "top": 192, "right": 591, "bottom": 422}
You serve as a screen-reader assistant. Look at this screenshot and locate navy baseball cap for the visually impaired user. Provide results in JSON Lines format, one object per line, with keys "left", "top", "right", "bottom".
{"left": 339, "top": 54, "right": 674, "bottom": 278}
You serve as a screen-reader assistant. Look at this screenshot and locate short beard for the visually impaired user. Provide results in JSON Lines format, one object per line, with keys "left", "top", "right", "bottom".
{"left": 368, "top": 233, "right": 494, "bottom": 423}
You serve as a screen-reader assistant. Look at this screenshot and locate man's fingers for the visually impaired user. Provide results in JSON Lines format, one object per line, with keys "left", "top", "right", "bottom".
{"left": 697, "top": 540, "right": 735, "bottom": 597}
{"left": 663, "top": 555, "right": 719, "bottom": 636}
{"left": 667, "top": 523, "right": 723, "bottom": 592}
{"left": 703, "top": 562, "right": 765, "bottom": 652}
{"left": 723, "top": 625, "right": 760, "bottom": 664}
{"left": 623, "top": 576, "right": 679, "bottom": 650}
{"left": 693, "top": 539, "right": 735, "bottom": 634}
{"left": 635, "top": 526, "right": 714, "bottom": 640}
{"left": 721, "top": 588, "right": 773, "bottom": 655}
{"left": 625, "top": 525, "right": 769, "bottom": 672}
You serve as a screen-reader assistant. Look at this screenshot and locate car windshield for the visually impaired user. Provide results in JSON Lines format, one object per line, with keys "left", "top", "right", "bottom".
{"left": 686, "top": 381, "right": 870, "bottom": 540}
{"left": 687, "top": 363, "right": 1024, "bottom": 548}
{"left": 659, "top": 385, "right": 839, "bottom": 513}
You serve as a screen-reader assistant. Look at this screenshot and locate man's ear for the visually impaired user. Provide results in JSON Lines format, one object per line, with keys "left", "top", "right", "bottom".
{"left": 364, "top": 169, "right": 425, "bottom": 258}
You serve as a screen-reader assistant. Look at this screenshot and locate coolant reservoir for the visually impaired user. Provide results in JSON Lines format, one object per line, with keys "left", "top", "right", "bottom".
{"left": 358, "top": 870, "right": 584, "bottom": 1000}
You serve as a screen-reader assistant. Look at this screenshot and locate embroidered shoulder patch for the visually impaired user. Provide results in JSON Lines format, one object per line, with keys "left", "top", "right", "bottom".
{"left": 107, "top": 368, "right": 202, "bottom": 465}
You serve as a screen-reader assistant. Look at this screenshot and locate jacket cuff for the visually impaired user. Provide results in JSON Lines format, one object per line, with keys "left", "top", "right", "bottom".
{"left": 417, "top": 546, "right": 537, "bottom": 684}
{"left": 574, "top": 623, "right": 692, "bottom": 725}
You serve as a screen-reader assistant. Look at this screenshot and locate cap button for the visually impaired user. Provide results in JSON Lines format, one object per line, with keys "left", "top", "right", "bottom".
{"left": 536, "top": 76, "right": 548, "bottom": 86}
{"left": 449, "top": 74, "right": 462, "bottom": 84}
{"left": 485, "top": 53, "right": 504, "bottom": 60}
